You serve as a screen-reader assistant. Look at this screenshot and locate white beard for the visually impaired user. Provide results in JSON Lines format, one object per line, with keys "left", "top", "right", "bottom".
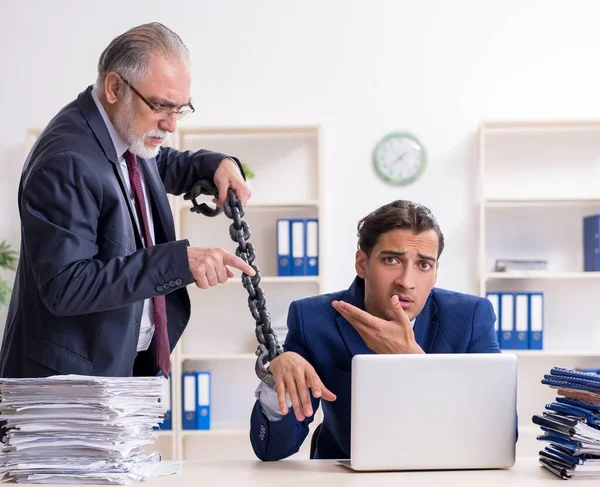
{"left": 128, "top": 133, "right": 163, "bottom": 159}
{"left": 113, "top": 96, "right": 168, "bottom": 159}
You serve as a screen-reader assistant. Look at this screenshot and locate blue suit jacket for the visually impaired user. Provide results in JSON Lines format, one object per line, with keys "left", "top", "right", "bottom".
{"left": 0, "top": 86, "right": 236, "bottom": 378}
{"left": 250, "top": 277, "right": 500, "bottom": 461}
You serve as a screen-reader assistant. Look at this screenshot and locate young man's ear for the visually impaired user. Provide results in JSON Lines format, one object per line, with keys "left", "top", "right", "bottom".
{"left": 355, "top": 249, "right": 367, "bottom": 278}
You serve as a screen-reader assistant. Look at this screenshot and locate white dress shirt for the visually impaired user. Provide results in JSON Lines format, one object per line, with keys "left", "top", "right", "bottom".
{"left": 91, "top": 90, "right": 156, "bottom": 352}
{"left": 256, "top": 318, "right": 417, "bottom": 421}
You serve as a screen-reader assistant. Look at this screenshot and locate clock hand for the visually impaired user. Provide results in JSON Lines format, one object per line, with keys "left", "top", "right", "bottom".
{"left": 392, "top": 151, "right": 408, "bottom": 165}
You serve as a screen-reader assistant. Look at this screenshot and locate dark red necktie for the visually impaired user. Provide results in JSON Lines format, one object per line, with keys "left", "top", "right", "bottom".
{"left": 124, "top": 150, "right": 170, "bottom": 378}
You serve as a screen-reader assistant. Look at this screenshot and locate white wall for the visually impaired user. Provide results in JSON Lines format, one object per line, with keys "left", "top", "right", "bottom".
{"left": 2, "top": 0, "right": 600, "bottom": 324}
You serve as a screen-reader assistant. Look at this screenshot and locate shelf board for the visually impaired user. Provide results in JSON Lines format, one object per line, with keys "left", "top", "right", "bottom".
{"left": 486, "top": 272, "right": 600, "bottom": 280}
{"left": 230, "top": 276, "right": 319, "bottom": 285}
{"left": 182, "top": 428, "right": 248, "bottom": 437}
{"left": 481, "top": 120, "right": 600, "bottom": 133}
{"left": 186, "top": 276, "right": 320, "bottom": 287}
{"left": 247, "top": 200, "right": 319, "bottom": 209}
{"left": 182, "top": 353, "right": 256, "bottom": 361}
{"left": 484, "top": 198, "right": 600, "bottom": 208}
{"left": 180, "top": 200, "right": 320, "bottom": 212}
{"left": 178, "top": 126, "right": 319, "bottom": 137}
{"left": 502, "top": 350, "right": 600, "bottom": 357}
{"left": 155, "top": 430, "right": 174, "bottom": 437}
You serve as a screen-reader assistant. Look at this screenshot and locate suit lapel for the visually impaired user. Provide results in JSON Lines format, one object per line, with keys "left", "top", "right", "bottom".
{"left": 77, "top": 87, "right": 131, "bottom": 219}
{"left": 78, "top": 86, "right": 174, "bottom": 244}
{"left": 335, "top": 277, "right": 374, "bottom": 357}
{"left": 77, "top": 86, "right": 143, "bottom": 248}
{"left": 413, "top": 291, "right": 440, "bottom": 353}
{"left": 77, "top": 86, "right": 119, "bottom": 166}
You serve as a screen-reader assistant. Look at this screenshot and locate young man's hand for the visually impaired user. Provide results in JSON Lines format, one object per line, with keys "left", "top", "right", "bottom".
{"left": 268, "top": 352, "right": 336, "bottom": 421}
{"left": 332, "top": 295, "right": 425, "bottom": 354}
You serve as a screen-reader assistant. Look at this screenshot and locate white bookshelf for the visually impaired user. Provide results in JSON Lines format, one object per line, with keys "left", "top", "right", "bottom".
{"left": 486, "top": 271, "right": 600, "bottom": 280}
{"left": 25, "top": 125, "right": 324, "bottom": 462}
{"left": 166, "top": 126, "right": 325, "bottom": 461}
{"left": 478, "top": 120, "right": 600, "bottom": 457}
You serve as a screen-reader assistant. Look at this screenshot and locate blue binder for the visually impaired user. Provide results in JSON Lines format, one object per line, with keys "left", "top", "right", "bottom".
{"left": 485, "top": 292, "right": 500, "bottom": 345}
{"left": 182, "top": 371, "right": 197, "bottom": 430}
{"left": 153, "top": 373, "right": 171, "bottom": 431}
{"left": 499, "top": 293, "right": 515, "bottom": 349}
{"left": 583, "top": 214, "right": 600, "bottom": 271}
{"left": 196, "top": 371, "right": 211, "bottom": 430}
{"left": 276, "top": 219, "right": 291, "bottom": 276}
{"left": 305, "top": 219, "right": 318, "bottom": 276}
{"left": 290, "top": 219, "right": 306, "bottom": 275}
{"left": 514, "top": 293, "right": 528, "bottom": 349}
{"left": 528, "top": 292, "right": 543, "bottom": 350}
{"left": 162, "top": 373, "right": 172, "bottom": 430}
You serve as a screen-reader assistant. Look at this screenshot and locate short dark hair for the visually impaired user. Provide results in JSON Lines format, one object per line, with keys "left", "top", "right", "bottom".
{"left": 357, "top": 200, "right": 445, "bottom": 258}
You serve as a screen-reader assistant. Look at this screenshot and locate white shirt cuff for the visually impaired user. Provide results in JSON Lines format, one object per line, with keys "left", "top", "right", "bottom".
{"left": 255, "top": 380, "right": 292, "bottom": 422}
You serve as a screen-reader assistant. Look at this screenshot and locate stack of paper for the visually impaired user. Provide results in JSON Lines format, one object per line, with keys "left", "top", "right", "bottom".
{"left": 0, "top": 375, "right": 180, "bottom": 484}
{"left": 533, "top": 367, "right": 600, "bottom": 479}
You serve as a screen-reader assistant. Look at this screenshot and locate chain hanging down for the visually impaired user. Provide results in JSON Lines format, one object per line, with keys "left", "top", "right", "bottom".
{"left": 183, "top": 180, "right": 283, "bottom": 388}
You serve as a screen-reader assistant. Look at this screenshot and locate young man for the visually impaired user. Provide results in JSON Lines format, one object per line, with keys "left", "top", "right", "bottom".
{"left": 250, "top": 200, "right": 500, "bottom": 461}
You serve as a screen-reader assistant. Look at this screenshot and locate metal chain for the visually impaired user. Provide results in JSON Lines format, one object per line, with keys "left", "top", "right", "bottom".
{"left": 184, "top": 181, "right": 283, "bottom": 388}
{"left": 222, "top": 189, "right": 283, "bottom": 388}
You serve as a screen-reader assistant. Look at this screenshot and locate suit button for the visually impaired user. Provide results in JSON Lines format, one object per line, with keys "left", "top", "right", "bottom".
{"left": 169, "top": 280, "right": 176, "bottom": 287}
{"left": 156, "top": 285, "right": 163, "bottom": 292}
{"left": 175, "top": 278, "right": 182, "bottom": 286}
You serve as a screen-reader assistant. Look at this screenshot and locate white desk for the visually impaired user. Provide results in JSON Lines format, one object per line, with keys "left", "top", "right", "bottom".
{"left": 72, "top": 457, "right": 590, "bottom": 486}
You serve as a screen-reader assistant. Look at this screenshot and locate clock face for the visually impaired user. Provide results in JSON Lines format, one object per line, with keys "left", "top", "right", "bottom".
{"left": 373, "top": 132, "right": 426, "bottom": 185}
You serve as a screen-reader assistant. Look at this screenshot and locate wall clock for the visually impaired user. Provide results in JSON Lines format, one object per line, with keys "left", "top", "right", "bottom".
{"left": 373, "top": 132, "right": 426, "bottom": 186}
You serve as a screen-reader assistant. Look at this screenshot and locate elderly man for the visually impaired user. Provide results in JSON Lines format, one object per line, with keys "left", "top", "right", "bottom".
{"left": 0, "top": 23, "right": 254, "bottom": 379}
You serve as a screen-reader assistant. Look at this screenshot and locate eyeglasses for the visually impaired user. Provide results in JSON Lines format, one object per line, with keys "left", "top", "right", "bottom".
{"left": 118, "top": 74, "right": 195, "bottom": 121}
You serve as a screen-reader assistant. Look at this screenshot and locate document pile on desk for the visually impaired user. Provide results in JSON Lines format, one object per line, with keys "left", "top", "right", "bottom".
{"left": 0, "top": 375, "right": 181, "bottom": 484}
{"left": 533, "top": 367, "right": 600, "bottom": 479}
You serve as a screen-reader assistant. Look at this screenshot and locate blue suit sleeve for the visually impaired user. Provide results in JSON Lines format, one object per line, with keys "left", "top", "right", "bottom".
{"left": 249, "top": 300, "right": 320, "bottom": 461}
{"left": 467, "top": 298, "right": 501, "bottom": 353}
{"left": 156, "top": 147, "right": 242, "bottom": 196}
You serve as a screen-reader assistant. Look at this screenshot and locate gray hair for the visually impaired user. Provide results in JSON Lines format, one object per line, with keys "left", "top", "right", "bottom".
{"left": 94, "top": 22, "right": 189, "bottom": 91}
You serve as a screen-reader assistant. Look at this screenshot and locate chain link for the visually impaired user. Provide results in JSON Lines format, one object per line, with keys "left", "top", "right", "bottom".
{"left": 184, "top": 180, "right": 283, "bottom": 388}
{"left": 223, "top": 190, "right": 283, "bottom": 388}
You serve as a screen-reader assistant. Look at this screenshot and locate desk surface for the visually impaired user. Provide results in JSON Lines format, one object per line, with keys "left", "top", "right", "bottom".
{"left": 131, "top": 457, "right": 586, "bottom": 486}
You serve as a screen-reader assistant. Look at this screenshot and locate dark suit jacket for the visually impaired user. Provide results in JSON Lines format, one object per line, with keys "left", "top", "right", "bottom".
{"left": 250, "top": 277, "right": 501, "bottom": 461}
{"left": 0, "top": 86, "right": 236, "bottom": 378}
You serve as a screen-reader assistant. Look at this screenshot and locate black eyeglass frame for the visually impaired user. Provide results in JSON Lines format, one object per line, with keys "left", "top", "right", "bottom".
{"left": 117, "top": 73, "right": 195, "bottom": 119}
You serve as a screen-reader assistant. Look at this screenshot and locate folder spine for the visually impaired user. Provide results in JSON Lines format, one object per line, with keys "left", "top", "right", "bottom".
{"left": 305, "top": 218, "right": 318, "bottom": 276}
{"left": 276, "top": 219, "right": 291, "bottom": 276}
{"left": 196, "top": 371, "right": 211, "bottom": 430}
{"left": 499, "top": 293, "right": 515, "bottom": 349}
{"left": 182, "top": 372, "right": 197, "bottom": 430}
{"left": 514, "top": 293, "right": 528, "bottom": 349}
{"left": 290, "top": 219, "right": 306, "bottom": 275}
{"left": 529, "top": 292, "right": 544, "bottom": 350}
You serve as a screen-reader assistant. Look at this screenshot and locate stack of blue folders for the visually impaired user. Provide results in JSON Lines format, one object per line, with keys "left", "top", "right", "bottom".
{"left": 532, "top": 367, "right": 600, "bottom": 479}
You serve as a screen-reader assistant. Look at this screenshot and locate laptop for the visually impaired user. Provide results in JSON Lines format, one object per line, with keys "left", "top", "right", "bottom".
{"left": 337, "top": 353, "right": 517, "bottom": 471}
